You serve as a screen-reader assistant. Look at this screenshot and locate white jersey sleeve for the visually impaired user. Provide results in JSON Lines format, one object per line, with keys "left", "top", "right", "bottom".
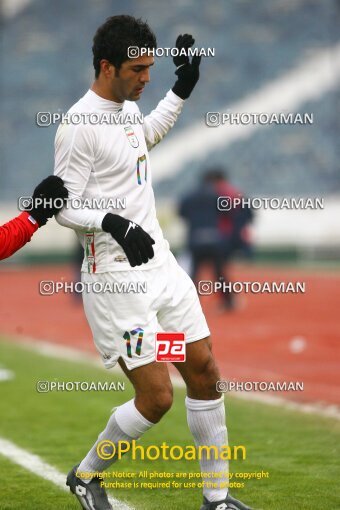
{"left": 54, "top": 121, "right": 106, "bottom": 232}
{"left": 142, "top": 89, "right": 185, "bottom": 151}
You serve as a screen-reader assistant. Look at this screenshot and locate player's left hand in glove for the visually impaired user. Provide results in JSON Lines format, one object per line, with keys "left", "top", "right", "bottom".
{"left": 172, "top": 33, "right": 201, "bottom": 99}
{"left": 102, "top": 213, "right": 155, "bottom": 267}
{"left": 28, "top": 175, "right": 69, "bottom": 227}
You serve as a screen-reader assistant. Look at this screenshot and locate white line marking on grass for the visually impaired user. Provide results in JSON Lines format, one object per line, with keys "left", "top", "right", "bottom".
{"left": 152, "top": 42, "right": 340, "bottom": 182}
{"left": 170, "top": 373, "right": 340, "bottom": 420}
{"left": 22, "top": 337, "right": 105, "bottom": 367}
{"left": 0, "top": 368, "right": 15, "bottom": 381}
{"left": 0, "top": 438, "right": 135, "bottom": 510}
{"left": 232, "top": 391, "right": 340, "bottom": 421}
{"left": 4, "top": 336, "right": 340, "bottom": 420}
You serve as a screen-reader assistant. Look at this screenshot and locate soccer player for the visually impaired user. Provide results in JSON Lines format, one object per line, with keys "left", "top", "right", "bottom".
{"left": 54, "top": 15, "right": 254, "bottom": 510}
{"left": 0, "top": 176, "right": 68, "bottom": 261}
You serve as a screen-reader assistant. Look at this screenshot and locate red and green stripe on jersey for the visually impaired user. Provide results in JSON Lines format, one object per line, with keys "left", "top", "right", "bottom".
{"left": 85, "top": 232, "right": 96, "bottom": 273}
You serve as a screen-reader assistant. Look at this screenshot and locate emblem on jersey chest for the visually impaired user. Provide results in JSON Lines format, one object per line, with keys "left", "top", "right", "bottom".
{"left": 124, "top": 126, "right": 139, "bottom": 148}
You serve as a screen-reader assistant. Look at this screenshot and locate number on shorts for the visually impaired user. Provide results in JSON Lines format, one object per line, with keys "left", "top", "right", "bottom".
{"left": 123, "top": 328, "right": 144, "bottom": 358}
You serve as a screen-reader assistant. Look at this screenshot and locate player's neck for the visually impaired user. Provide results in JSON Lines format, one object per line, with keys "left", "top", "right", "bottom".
{"left": 91, "top": 81, "right": 124, "bottom": 104}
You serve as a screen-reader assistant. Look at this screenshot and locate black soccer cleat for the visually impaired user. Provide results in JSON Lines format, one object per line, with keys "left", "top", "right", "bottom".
{"left": 200, "top": 493, "right": 254, "bottom": 510}
{"left": 66, "top": 465, "right": 113, "bottom": 510}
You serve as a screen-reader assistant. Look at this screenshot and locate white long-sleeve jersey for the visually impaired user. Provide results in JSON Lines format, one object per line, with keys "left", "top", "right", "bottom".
{"left": 54, "top": 89, "right": 184, "bottom": 273}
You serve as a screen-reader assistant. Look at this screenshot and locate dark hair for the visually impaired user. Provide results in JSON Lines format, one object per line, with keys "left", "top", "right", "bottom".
{"left": 203, "top": 168, "right": 228, "bottom": 183}
{"left": 92, "top": 15, "right": 157, "bottom": 78}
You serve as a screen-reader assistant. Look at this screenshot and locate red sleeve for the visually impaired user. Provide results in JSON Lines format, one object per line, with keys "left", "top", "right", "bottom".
{"left": 0, "top": 212, "right": 39, "bottom": 261}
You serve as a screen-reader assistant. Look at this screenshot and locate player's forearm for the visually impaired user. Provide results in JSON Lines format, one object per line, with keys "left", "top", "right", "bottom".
{"left": 0, "top": 212, "right": 38, "bottom": 260}
{"left": 55, "top": 206, "right": 106, "bottom": 233}
{"left": 143, "top": 89, "right": 185, "bottom": 150}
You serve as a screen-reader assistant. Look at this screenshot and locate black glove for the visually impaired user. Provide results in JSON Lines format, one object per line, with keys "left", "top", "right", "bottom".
{"left": 102, "top": 213, "right": 155, "bottom": 267}
{"left": 172, "top": 34, "right": 201, "bottom": 100}
{"left": 29, "top": 175, "right": 68, "bottom": 226}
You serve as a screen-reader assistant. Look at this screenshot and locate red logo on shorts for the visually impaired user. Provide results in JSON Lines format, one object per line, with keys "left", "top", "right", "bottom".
{"left": 155, "top": 333, "right": 186, "bottom": 362}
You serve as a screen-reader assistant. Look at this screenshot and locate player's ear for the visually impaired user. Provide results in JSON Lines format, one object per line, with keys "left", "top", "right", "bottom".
{"left": 99, "top": 59, "right": 114, "bottom": 78}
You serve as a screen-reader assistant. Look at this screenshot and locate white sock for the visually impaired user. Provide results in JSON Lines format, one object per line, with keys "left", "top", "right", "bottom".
{"left": 186, "top": 396, "right": 228, "bottom": 502}
{"left": 78, "top": 399, "right": 153, "bottom": 482}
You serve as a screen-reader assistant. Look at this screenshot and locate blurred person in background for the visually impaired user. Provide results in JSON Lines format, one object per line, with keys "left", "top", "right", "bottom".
{"left": 179, "top": 170, "right": 233, "bottom": 309}
{"left": 179, "top": 169, "right": 253, "bottom": 310}
{"left": 0, "top": 176, "right": 68, "bottom": 261}
{"left": 210, "top": 168, "right": 253, "bottom": 261}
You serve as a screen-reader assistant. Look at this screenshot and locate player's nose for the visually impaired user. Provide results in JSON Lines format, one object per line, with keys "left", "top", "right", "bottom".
{"left": 140, "top": 68, "right": 151, "bottom": 84}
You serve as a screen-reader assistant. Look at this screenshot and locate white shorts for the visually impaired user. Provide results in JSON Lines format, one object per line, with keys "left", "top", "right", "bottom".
{"left": 81, "top": 251, "right": 210, "bottom": 370}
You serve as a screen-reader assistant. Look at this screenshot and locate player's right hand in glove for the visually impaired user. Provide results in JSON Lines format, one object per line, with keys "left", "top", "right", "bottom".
{"left": 29, "top": 175, "right": 69, "bottom": 227}
{"left": 102, "top": 213, "right": 155, "bottom": 267}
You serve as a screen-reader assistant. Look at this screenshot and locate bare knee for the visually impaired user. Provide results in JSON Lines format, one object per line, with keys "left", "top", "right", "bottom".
{"left": 135, "top": 384, "right": 173, "bottom": 423}
{"left": 119, "top": 359, "right": 173, "bottom": 424}
{"left": 186, "top": 354, "right": 220, "bottom": 400}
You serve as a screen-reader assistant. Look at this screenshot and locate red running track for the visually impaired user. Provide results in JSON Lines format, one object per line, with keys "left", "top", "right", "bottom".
{"left": 0, "top": 264, "right": 339, "bottom": 405}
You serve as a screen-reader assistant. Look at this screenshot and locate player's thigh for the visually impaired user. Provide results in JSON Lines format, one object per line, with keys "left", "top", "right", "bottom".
{"left": 157, "top": 252, "right": 210, "bottom": 344}
{"left": 119, "top": 357, "right": 172, "bottom": 397}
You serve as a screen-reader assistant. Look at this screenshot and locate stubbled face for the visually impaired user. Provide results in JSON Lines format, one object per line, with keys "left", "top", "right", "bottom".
{"left": 109, "top": 55, "right": 154, "bottom": 102}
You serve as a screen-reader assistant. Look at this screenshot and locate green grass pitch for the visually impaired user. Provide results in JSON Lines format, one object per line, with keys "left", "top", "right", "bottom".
{"left": 0, "top": 339, "right": 339, "bottom": 510}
